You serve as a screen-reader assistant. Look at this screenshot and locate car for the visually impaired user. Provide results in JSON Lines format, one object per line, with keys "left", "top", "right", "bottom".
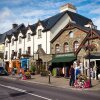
{"left": 0, "top": 67, "right": 8, "bottom": 76}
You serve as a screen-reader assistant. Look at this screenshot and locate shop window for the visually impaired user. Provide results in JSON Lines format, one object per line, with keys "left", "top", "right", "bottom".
{"left": 63, "top": 42, "right": 69, "bottom": 53}
{"left": 73, "top": 41, "right": 79, "bottom": 51}
{"left": 55, "top": 44, "right": 60, "bottom": 54}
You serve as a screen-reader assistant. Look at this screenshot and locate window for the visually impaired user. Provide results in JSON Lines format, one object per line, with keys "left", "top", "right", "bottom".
{"left": 19, "top": 36, "right": 22, "bottom": 44}
{"left": 5, "top": 51, "right": 8, "bottom": 59}
{"left": 12, "top": 38, "right": 14, "bottom": 45}
{"left": 38, "top": 44, "right": 42, "bottom": 49}
{"left": 63, "top": 42, "right": 69, "bottom": 53}
{"left": 5, "top": 41, "right": 8, "bottom": 47}
{"left": 69, "top": 31, "right": 74, "bottom": 38}
{"left": 27, "top": 33, "right": 31, "bottom": 41}
{"left": 38, "top": 29, "right": 42, "bottom": 38}
{"left": 19, "top": 49, "right": 21, "bottom": 54}
{"left": 27, "top": 47, "right": 31, "bottom": 55}
{"left": 55, "top": 44, "right": 60, "bottom": 53}
{"left": 73, "top": 41, "right": 79, "bottom": 51}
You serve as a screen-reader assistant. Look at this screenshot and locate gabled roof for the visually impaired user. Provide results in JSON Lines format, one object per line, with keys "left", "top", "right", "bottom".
{"left": 51, "top": 22, "right": 91, "bottom": 43}
{"left": 29, "top": 10, "right": 92, "bottom": 33}
{"left": 0, "top": 23, "right": 25, "bottom": 43}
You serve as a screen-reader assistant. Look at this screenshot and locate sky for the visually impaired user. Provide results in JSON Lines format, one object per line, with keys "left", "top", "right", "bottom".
{"left": 0, "top": 0, "right": 100, "bottom": 33}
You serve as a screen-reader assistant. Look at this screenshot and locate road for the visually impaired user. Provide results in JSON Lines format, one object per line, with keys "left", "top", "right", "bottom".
{"left": 0, "top": 77, "right": 100, "bottom": 100}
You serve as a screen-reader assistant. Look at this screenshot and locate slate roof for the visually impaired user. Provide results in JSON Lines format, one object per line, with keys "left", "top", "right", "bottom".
{"left": 0, "top": 10, "right": 96, "bottom": 43}
{"left": 29, "top": 10, "right": 92, "bottom": 33}
{"left": 0, "top": 23, "right": 25, "bottom": 43}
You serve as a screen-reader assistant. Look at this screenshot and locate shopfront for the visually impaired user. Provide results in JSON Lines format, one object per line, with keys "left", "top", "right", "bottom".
{"left": 20, "top": 58, "right": 29, "bottom": 71}
{"left": 51, "top": 53, "right": 77, "bottom": 77}
{"left": 84, "top": 54, "right": 100, "bottom": 80}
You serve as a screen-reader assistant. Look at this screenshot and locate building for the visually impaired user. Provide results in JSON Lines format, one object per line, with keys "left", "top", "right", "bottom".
{"left": 0, "top": 3, "right": 100, "bottom": 77}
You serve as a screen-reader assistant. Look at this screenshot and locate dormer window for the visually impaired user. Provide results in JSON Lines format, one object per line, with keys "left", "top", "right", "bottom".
{"left": 27, "top": 33, "right": 31, "bottom": 41}
{"left": 5, "top": 41, "right": 8, "bottom": 47}
{"left": 69, "top": 31, "right": 74, "bottom": 38}
{"left": 19, "top": 36, "right": 22, "bottom": 44}
{"left": 38, "top": 29, "right": 42, "bottom": 39}
{"left": 12, "top": 38, "right": 14, "bottom": 46}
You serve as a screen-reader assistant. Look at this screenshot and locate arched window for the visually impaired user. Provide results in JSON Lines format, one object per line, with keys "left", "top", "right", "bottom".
{"left": 69, "top": 31, "right": 74, "bottom": 38}
{"left": 55, "top": 44, "right": 60, "bottom": 53}
{"left": 63, "top": 42, "right": 69, "bottom": 53}
{"left": 73, "top": 41, "right": 79, "bottom": 51}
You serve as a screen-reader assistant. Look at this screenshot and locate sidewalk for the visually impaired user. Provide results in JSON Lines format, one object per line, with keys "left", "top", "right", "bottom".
{"left": 1, "top": 74, "right": 100, "bottom": 91}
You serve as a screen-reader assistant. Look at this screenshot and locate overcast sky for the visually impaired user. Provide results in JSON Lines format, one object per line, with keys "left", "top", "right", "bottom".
{"left": 0, "top": 0, "right": 100, "bottom": 33}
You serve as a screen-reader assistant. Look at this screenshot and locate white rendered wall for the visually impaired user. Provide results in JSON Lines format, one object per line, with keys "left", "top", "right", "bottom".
{"left": 4, "top": 38, "right": 10, "bottom": 61}
{"left": 34, "top": 25, "right": 51, "bottom": 54}
{"left": 17, "top": 32, "right": 24, "bottom": 54}
{"left": 25, "top": 28, "right": 33, "bottom": 56}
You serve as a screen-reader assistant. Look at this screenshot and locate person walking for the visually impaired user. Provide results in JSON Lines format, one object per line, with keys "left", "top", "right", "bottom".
{"left": 69, "top": 65, "right": 75, "bottom": 86}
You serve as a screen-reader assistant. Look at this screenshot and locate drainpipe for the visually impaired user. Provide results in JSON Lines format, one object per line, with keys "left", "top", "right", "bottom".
{"left": 33, "top": 35, "right": 34, "bottom": 58}
{"left": 46, "top": 31, "right": 47, "bottom": 54}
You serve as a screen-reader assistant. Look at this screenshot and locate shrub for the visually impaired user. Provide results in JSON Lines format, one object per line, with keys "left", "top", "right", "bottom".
{"left": 30, "top": 65, "right": 36, "bottom": 74}
{"left": 40, "top": 71, "right": 49, "bottom": 76}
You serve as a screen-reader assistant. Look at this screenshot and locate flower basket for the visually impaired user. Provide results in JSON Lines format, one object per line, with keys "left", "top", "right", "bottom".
{"left": 74, "top": 74, "right": 90, "bottom": 88}
{"left": 25, "top": 71, "right": 31, "bottom": 79}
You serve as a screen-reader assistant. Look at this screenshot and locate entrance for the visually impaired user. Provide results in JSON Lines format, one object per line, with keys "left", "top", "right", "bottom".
{"left": 96, "top": 60, "right": 100, "bottom": 79}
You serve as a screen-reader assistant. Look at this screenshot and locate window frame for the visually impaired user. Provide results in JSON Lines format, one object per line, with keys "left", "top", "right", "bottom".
{"left": 63, "top": 42, "right": 69, "bottom": 53}
{"left": 27, "top": 33, "right": 31, "bottom": 41}
{"left": 73, "top": 41, "right": 79, "bottom": 51}
{"left": 19, "top": 36, "right": 22, "bottom": 44}
{"left": 38, "top": 29, "right": 42, "bottom": 39}
{"left": 55, "top": 44, "right": 60, "bottom": 54}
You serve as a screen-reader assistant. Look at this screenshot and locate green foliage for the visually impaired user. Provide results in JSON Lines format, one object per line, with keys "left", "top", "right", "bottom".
{"left": 40, "top": 71, "right": 49, "bottom": 76}
{"left": 30, "top": 65, "right": 36, "bottom": 73}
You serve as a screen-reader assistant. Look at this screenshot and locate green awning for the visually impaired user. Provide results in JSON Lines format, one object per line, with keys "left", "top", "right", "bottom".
{"left": 52, "top": 54, "right": 76, "bottom": 63}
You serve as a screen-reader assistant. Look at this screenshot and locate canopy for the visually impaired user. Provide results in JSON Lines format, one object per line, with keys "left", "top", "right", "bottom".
{"left": 52, "top": 53, "right": 76, "bottom": 63}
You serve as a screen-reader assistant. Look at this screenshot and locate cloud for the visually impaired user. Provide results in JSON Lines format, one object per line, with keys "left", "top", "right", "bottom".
{"left": 0, "top": 7, "right": 12, "bottom": 20}
{"left": 90, "top": 8, "right": 100, "bottom": 14}
{"left": 93, "top": 17, "right": 100, "bottom": 30}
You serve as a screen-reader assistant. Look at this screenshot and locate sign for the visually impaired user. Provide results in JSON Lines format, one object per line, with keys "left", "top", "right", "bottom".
{"left": 55, "top": 53, "right": 75, "bottom": 58}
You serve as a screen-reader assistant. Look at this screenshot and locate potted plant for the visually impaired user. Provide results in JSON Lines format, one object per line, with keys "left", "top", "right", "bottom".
{"left": 30, "top": 65, "right": 36, "bottom": 75}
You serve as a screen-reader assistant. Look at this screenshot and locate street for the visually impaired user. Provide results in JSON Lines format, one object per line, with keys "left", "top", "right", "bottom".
{"left": 0, "top": 77, "right": 100, "bottom": 100}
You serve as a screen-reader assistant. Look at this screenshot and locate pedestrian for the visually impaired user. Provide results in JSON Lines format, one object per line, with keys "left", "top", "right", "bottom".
{"left": 69, "top": 65, "right": 75, "bottom": 86}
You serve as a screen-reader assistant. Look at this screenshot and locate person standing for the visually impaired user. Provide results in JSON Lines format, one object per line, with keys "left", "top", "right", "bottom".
{"left": 69, "top": 65, "right": 75, "bottom": 86}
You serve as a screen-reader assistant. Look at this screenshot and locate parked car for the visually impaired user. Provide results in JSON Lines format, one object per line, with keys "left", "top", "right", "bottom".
{"left": 0, "top": 67, "right": 8, "bottom": 76}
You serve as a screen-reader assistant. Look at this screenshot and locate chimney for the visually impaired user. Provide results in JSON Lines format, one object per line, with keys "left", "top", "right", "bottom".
{"left": 60, "top": 3, "right": 77, "bottom": 13}
{"left": 12, "top": 23, "right": 18, "bottom": 29}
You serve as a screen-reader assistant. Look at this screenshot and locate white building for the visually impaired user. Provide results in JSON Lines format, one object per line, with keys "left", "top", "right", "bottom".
{"left": 2, "top": 3, "right": 94, "bottom": 72}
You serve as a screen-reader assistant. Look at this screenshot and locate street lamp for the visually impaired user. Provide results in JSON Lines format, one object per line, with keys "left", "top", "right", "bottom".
{"left": 87, "top": 40, "right": 92, "bottom": 87}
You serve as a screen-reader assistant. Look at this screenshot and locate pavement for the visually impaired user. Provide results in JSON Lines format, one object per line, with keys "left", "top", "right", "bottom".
{"left": 1, "top": 74, "right": 100, "bottom": 91}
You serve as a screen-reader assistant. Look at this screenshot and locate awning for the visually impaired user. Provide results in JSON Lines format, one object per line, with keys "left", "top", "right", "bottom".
{"left": 84, "top": 53, "right": 100, "bottom": 59}
{"left": 52, "top": 53, "right": 76, "bottom": 63}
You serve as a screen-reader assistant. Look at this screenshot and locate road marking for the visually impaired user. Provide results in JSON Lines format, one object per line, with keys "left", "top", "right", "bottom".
{"left": 0, "top": 84, "right": 52, "bottom": 100}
